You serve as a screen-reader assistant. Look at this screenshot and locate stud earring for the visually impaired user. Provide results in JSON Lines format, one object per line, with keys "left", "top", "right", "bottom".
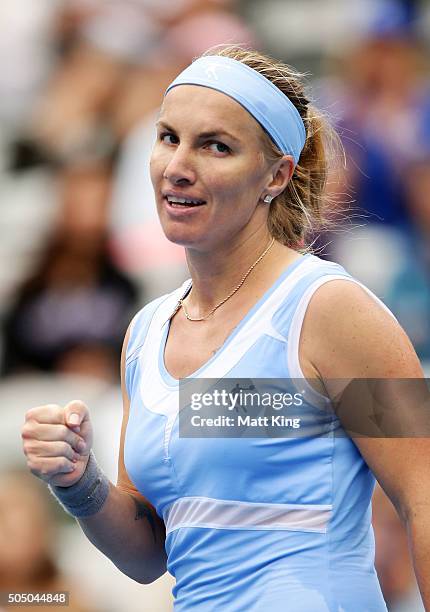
{"left": 263, "top": 195, "right": 273, "bottom": 204}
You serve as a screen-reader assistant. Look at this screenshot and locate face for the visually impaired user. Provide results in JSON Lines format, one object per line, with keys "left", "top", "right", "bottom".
{"left": 150, "top": 85, "right": 280, "bottom": 251}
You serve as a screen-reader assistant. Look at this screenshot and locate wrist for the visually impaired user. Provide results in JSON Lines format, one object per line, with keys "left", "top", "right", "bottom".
{"left": 48, "top": 451, "right": 110, "bottom": 518}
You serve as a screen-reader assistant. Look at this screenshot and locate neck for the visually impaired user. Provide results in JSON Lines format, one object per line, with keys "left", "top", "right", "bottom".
{"left": 184, "top": 228, "right": 276, "bottom": 312}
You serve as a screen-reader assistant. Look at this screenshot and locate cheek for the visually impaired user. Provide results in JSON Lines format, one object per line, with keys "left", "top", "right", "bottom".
{"left": 212, "top": 162, "right": 266, "bottom": 201}
{"left": 149, "top": 147, "right": 166, "bottom": 186}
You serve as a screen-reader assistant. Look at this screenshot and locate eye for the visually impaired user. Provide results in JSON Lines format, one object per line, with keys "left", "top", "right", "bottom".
{"left": 160, "top": 132, "right": 178, "bottom": 145}
{"left": 206, "top": 141, "right": 231, "bottom": 155}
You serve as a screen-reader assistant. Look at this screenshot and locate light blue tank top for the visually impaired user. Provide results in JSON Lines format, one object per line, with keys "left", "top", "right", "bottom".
{"left": 124, "top": 253, "right": 388, "bottom": 611}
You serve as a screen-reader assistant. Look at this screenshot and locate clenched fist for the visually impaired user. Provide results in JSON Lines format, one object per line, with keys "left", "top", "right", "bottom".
{"left": 22, "top": 400, "right": 93, "bottom": 487}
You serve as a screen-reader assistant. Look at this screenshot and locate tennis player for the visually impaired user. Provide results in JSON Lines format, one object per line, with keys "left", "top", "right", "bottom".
{"left": 22, "top": 46, "right": 429, "bottom": 611}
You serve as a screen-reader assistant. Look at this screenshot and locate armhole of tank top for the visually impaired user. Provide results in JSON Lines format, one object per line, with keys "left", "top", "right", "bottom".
{"left": 125, "top": 296, "right": 167, "bottom": 366}
{"left": 125, "top": 280, "right": 192, "bottom": 366}
{"left": 124, "top": 296, "right": 172, "bottom": 401}
{"left": 126, "top": 309, "right": 151, "bottom": 366}
{"left": 286, "top": 274, "right": 397, "bottom": 407}
{"left": 125, "top": 313, "right": 139, "bottom": 358}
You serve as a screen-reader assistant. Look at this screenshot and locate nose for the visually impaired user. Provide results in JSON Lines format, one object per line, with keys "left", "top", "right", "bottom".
{"left": 163, "top": 145, "right": 196, "bottom": 185}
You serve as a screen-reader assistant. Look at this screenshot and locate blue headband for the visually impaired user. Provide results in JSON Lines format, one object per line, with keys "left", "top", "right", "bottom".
{"left": 165, "top": 55, "right": 306, "bottom": 164}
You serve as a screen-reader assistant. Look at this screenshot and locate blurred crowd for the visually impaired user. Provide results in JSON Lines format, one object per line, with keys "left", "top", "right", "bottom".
{"left": 0, "top": 0, "right": 428, "bottom": 610}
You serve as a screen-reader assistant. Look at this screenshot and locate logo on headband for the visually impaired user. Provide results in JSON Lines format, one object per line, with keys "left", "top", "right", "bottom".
{"left": 204, "top": 62, "right": 232, "bottom": 81}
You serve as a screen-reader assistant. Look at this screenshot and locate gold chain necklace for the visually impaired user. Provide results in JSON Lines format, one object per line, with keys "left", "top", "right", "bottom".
{"left": 179, "top": 237, "right": 275, "bottom": 322}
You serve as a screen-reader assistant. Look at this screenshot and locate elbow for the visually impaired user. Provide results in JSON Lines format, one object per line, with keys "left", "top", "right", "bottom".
{"left": 123, "top": 569, "right": 167, "bottom": 585}
{"left": 141, "top": 558, "right": 168, "bottom": 584}
{"left": 116, "top": 558, "right": 167, "bottom": 585}
{"left": 136, "top": 572, "right": 166, "bottom": 585}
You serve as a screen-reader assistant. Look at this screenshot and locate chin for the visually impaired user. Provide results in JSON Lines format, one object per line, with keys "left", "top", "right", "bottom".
{"left": 161, "top": 225, "right": 202, "bottom": 248}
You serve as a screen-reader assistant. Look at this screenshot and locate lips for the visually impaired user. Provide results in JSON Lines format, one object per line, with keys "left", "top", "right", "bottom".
{"left": 163, "top": 193, "right": 206, "bottom": 208}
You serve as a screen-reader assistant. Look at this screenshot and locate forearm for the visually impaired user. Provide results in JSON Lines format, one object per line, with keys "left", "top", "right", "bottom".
{"left": 406, "top": 509, "right": 430, "bottom": 610}
{"left": 49, "top": 453, "right": 167, "bottom": 583}
{"left": 78, "top": 482, "right": 167, "bottom": 584}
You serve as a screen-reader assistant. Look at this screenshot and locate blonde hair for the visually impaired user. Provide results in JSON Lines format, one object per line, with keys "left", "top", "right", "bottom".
{"left": 201, "top": 45, "right": 342, "bottom": 249}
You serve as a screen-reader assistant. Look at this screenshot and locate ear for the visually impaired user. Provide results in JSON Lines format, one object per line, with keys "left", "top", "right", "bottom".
{"left": 264, "top": 155, "right": 295, "bottom": 199}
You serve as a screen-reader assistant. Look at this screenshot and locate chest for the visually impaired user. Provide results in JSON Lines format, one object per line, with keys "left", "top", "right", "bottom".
{"left": 163, "top": 309, "right": 321, "bottom": 384}
{"left": 163, "top": 312, "right": 239, "bottom": 379}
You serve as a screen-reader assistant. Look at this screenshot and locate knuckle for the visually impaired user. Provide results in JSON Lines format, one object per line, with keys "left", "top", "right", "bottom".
{"left": 25, "top": 405, "right": 44, "bottom": 420}
{"left": 24, "top": 408, "right": 35, "bottom": 422}
{"left": 21, "top": 423, "right": 33, "bottom": 439}
{"left": 26, "top": 404, "right": 60, "bottom": 422}
{"left": 45, "top": 403, "right": 61, "bottom": 413}
{"left": 23, "top": 441, "right": 35, "bottom": 456}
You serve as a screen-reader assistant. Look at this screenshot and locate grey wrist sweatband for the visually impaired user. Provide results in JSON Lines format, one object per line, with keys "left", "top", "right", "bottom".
{"left": 48, "top": 451, "right": 110, "bottom": 518}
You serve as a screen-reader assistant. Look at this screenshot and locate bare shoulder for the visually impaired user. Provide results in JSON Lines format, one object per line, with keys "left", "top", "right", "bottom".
{"left": 301, "top": 280, "right": 430, "bottom": 522}
{"left": 300, "top": 278, "right": 423, "bottom": 380}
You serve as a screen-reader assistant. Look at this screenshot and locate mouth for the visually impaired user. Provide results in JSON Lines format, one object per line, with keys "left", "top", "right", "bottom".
{"left": 164, "top": 195, "right": 206, "bottom": 209}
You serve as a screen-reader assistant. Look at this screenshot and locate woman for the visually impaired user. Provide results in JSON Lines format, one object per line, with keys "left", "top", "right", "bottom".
{"left": 21, "top": 47, "right": 429, "bottom": 611}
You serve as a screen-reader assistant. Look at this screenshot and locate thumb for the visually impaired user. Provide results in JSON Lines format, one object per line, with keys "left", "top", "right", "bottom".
{"left": 64, "top": 399, "right": 89, "bottom": 433}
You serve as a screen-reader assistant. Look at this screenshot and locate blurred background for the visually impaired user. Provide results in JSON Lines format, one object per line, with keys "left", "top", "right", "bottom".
{"left": 0, "top": 0, "right": 429, "bottom": 610}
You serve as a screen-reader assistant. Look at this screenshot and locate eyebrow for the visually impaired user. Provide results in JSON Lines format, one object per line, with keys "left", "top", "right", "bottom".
{"left": 156, "top": 121, "right": 241, "bottom": 144}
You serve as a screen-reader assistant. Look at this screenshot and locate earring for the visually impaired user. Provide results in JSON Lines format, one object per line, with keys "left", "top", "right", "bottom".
{"left": 263, "top": 195, "right": 273, "bottom": 204}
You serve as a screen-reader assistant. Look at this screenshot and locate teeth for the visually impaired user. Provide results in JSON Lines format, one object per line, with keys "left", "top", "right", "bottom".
{"left": 166, "top": 196, "right": 204, "bottom": 205}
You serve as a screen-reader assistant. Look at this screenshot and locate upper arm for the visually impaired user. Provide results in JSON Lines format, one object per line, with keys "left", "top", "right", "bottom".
{"left": 301, "top": 279, "right": 429, "bottom": 520}
{"left": 301, "top": 279, "right": 423, "bottom": 381}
